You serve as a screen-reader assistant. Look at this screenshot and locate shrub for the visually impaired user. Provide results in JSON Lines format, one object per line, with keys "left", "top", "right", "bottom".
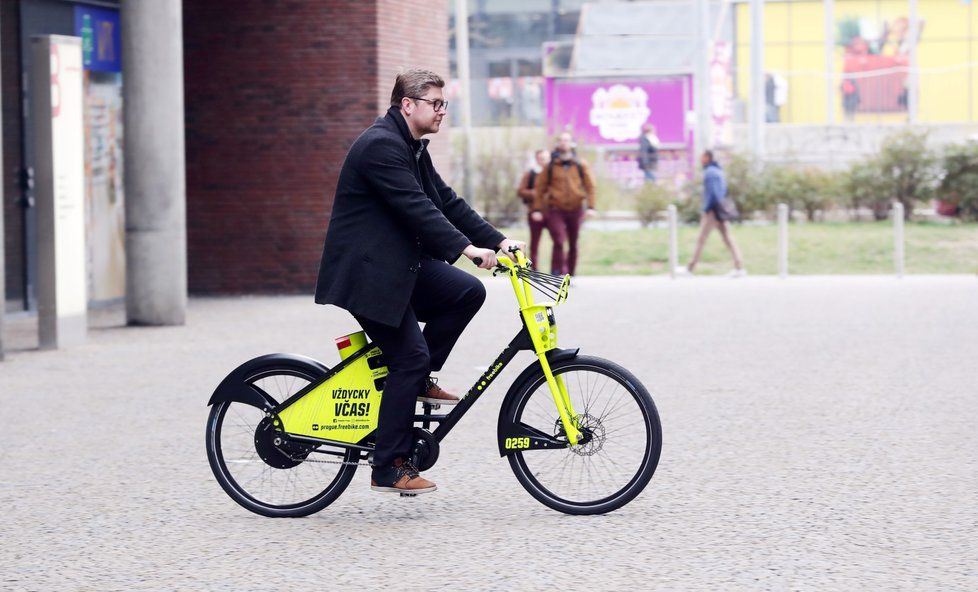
{"left": 939, "top": 141, "right": 978, "bottom": 222}
{"left": 592, "top": 173, "right": 630, "bottom": 213}
{"left": 633, "top": 182, "right": 674, "bottom": 227}
{"left": 724, "top": 152, "right": 768, "bottom": 219}
{"left": 678, "top": 171, "right": 704, "bottom": 224}
{"left": 470, "top": 149, "right": 525, "bottom": 226}
{"left": 790, "top": 168, "right": 842, "bottom": 222}
{"left": 753, "top": 164, "right": 840, "bottom": 222}
{"left": 461, "top": 126, "right": 541, "bottom": 226}
{"left": 877, "top": 130, "right": 938, "bottom": 220}
{"left": 837, "top": 131, "right": 937, "bottom": 221}
{"left": 843, "top": 158, "right": 891, "bottom": 221}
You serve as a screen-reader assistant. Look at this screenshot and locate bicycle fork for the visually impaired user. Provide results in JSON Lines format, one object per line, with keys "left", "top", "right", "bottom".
{"left": 537, "top": 354, "right": 583, "bottom": 446}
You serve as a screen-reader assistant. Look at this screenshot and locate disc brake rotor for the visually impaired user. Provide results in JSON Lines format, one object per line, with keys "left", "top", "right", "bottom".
{"left": 554, "top": 413, "right": 606, "bottom": 456}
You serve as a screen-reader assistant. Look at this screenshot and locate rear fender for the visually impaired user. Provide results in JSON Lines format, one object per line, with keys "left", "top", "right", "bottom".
{"left": 207, "top": 353, "right": 330, "bottom": 409}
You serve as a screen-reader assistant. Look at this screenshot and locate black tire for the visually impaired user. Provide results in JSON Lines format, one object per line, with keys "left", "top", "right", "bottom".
{"left": 504, "top": 355, "right": 662, "bottom": 515}
{"left": 205, "top": 362, "right": 358, "bottom": 517}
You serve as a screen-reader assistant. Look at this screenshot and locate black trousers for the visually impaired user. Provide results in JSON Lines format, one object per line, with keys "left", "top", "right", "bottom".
{"left": 354, "top": 258, "right": 486, "bottom": 468}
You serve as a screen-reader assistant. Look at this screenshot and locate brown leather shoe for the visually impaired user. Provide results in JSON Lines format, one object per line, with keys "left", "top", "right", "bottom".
{"left": 418, "top": 376, "right": 460, "bottom": 406}
{"left": 370, "top": 458, "right": 437, "bottom": 494}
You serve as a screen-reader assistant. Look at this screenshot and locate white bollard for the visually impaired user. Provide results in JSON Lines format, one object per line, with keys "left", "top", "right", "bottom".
{"left": 777, "top": 203, "right": 789, "bottom": 279}
{"left": 667, "top": 204, "right": 679, "bottom": 278}
{"left": 893, "top": 201, "right": 905, "bottom": 278}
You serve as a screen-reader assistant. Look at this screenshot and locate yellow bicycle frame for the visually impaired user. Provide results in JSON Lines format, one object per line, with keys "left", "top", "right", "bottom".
{"left": 496, "top": 251, "right": 582, "bottom": 445}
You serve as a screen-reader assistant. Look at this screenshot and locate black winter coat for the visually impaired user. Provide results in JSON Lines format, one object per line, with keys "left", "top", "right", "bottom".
{"left": 314, "top": 107, "right": 504, "bottom": 327}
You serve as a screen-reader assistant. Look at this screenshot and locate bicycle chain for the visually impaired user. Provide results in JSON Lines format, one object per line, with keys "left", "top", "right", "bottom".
{"left": 296, "top": 456, "right": 371, "bottom": 467}
{"left": 278, "top": 444, "right": 371, "bottom": 467}
{"left": 267, "top": 416, "right": 372, "bottom": 467}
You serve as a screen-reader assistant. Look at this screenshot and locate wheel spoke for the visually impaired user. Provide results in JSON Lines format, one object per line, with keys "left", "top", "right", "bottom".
{"left": 207, "top": 366, "right": 359, "bottom": 516}
{"left": 509, "top": 360, "right": 660, "bottom": 512}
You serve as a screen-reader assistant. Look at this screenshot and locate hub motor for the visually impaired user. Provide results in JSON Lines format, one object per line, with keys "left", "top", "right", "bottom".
{"left": 254, "top": 416, "right": 312, "bottom": 469}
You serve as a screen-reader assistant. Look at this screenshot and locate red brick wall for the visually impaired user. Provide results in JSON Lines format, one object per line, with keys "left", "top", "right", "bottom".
{"left": 376, "top": 0, "right": 451, "bottom": 176}
{"left": 184, "top": 0, "right": 450, "bottom": 294}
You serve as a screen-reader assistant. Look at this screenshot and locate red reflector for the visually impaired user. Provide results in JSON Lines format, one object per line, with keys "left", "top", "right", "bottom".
{"left": 334, "top": 336, "right": 352, "bottom": 349}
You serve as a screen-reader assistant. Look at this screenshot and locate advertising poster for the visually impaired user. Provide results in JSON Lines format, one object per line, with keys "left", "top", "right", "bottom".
{"left": 75, "top": 6, "right": 125, "bottom": 302}
{"left": 546, "top": 77, "right": 693, "bottom": 186}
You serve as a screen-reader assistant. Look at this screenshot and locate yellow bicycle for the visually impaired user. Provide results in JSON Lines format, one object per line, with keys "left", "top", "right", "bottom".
{"left": 205, "top": 248, "right": 661, "bottom": 516}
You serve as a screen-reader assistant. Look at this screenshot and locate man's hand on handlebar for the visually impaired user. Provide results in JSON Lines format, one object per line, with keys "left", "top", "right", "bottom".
{"left": 463, "top": 244, "right": 497, "bottom": 269}
{"left": 497, "top": 238, "right": 526, "bottom": 254}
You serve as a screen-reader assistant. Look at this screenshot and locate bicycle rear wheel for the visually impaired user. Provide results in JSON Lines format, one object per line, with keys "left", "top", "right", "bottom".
{"left": 505, "top": 356, "right": 661, "bottom": 515}
{"left": 206, "top": 363, "right": 359, "bottom": 517}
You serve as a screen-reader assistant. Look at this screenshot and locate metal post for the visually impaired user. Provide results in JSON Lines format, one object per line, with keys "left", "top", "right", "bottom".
{"left": 777, "top": 203, "right": 789, "bottom": 278}
{"left": 455, "top": 0, "right": 475, "bottom": 202}
{"left": 908, "top": 0, "right": 920, "bottom": 123}
{"left": 667, "top": 204, "right": 679, "bottom": 278}
{"left": 749, "top": 0, "right": 765, "bottom": 157}
{"left": 893, "top": 202, "right": 905, "bottom": 278}
{"left": 694, "top": 0, "right": 712, "bottom": 156}
{"left": 824, "top": 0, "right": 835, "bottom": 125}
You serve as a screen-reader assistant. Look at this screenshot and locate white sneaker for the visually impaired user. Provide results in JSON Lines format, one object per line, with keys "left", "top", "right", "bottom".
{"left": 673, "top": 266, "right": 692, "bottom": 276}
{"left": 726, "top": 268, "right": 748, "bottom": 278}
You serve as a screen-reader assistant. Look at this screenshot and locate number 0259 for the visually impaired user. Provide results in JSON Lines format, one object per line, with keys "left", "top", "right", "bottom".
{"left": 505, "top": 437, "right": 530, "bottom": 449}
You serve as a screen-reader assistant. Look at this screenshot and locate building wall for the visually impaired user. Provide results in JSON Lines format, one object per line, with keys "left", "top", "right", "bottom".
{"left": 376, "top": 0, "right": 451, "bottom": 178}
{"left": 184, "top": 0, "right": 450, "bottom": 294}
{"left": 1, "top": 2, "right": 22, "bottom": 305}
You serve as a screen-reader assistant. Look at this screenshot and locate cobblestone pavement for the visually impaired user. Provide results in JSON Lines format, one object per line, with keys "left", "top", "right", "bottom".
{"left": 1, "top": 276, "right": 976, "bottom": 590}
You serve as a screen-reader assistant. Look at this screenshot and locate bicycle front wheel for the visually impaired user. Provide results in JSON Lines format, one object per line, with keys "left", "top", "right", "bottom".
{"left": 505, "top": 356, "right": 662, "bottom": 515}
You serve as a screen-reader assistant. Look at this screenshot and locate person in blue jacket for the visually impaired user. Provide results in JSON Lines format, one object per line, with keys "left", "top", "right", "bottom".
{"left": 682, "top": 151, "right": 745, "bottom": 276}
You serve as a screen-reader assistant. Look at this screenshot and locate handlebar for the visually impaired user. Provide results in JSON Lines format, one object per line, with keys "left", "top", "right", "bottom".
{"left": 472, "top": 245, "right": 523, "bottom": 270}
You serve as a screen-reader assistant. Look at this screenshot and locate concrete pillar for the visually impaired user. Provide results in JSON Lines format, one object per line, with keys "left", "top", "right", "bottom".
{"left": 122, "top": 0, "right": 187, "bottom": 325}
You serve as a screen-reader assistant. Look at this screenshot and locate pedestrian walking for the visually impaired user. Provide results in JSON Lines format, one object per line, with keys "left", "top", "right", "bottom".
{"left": 682, "top": 150, "right": 746, "bottom": 277}
{"left": 531, "top": 132, "right": 596, "bottom": 276}
{"left": 637, "top": 123, "right": 660, "bottom": 182}
{"left": 517, "top": 149, "right": 551, "bottom": 268}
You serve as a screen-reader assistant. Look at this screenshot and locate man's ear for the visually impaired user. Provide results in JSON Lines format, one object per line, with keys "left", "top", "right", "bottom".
{"left": 401, "top": 97, "right": 413, "bottom": 115}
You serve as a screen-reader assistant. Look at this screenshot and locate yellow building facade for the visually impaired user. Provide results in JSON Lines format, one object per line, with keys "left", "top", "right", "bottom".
{"left": 735, "top": 0, "right": 978, "bottom": 123}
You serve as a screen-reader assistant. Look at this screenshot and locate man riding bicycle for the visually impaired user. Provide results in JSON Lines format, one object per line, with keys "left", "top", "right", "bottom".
{"left": 314, "top": 69, "right": 524, "bottom": 495}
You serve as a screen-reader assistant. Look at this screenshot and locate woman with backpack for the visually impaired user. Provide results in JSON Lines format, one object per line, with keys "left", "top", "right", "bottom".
{"left": 517, "top": 148, "right": 551, "bottom": 268}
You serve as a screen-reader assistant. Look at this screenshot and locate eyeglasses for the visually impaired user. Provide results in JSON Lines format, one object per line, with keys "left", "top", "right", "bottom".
{"left": 409, "top": 97, "right": 448, "bottom": 112}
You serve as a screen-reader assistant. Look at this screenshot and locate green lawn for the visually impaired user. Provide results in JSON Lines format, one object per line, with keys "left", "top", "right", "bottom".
{"left": 500, "top": 222, "right": 978, "bottom": 276}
